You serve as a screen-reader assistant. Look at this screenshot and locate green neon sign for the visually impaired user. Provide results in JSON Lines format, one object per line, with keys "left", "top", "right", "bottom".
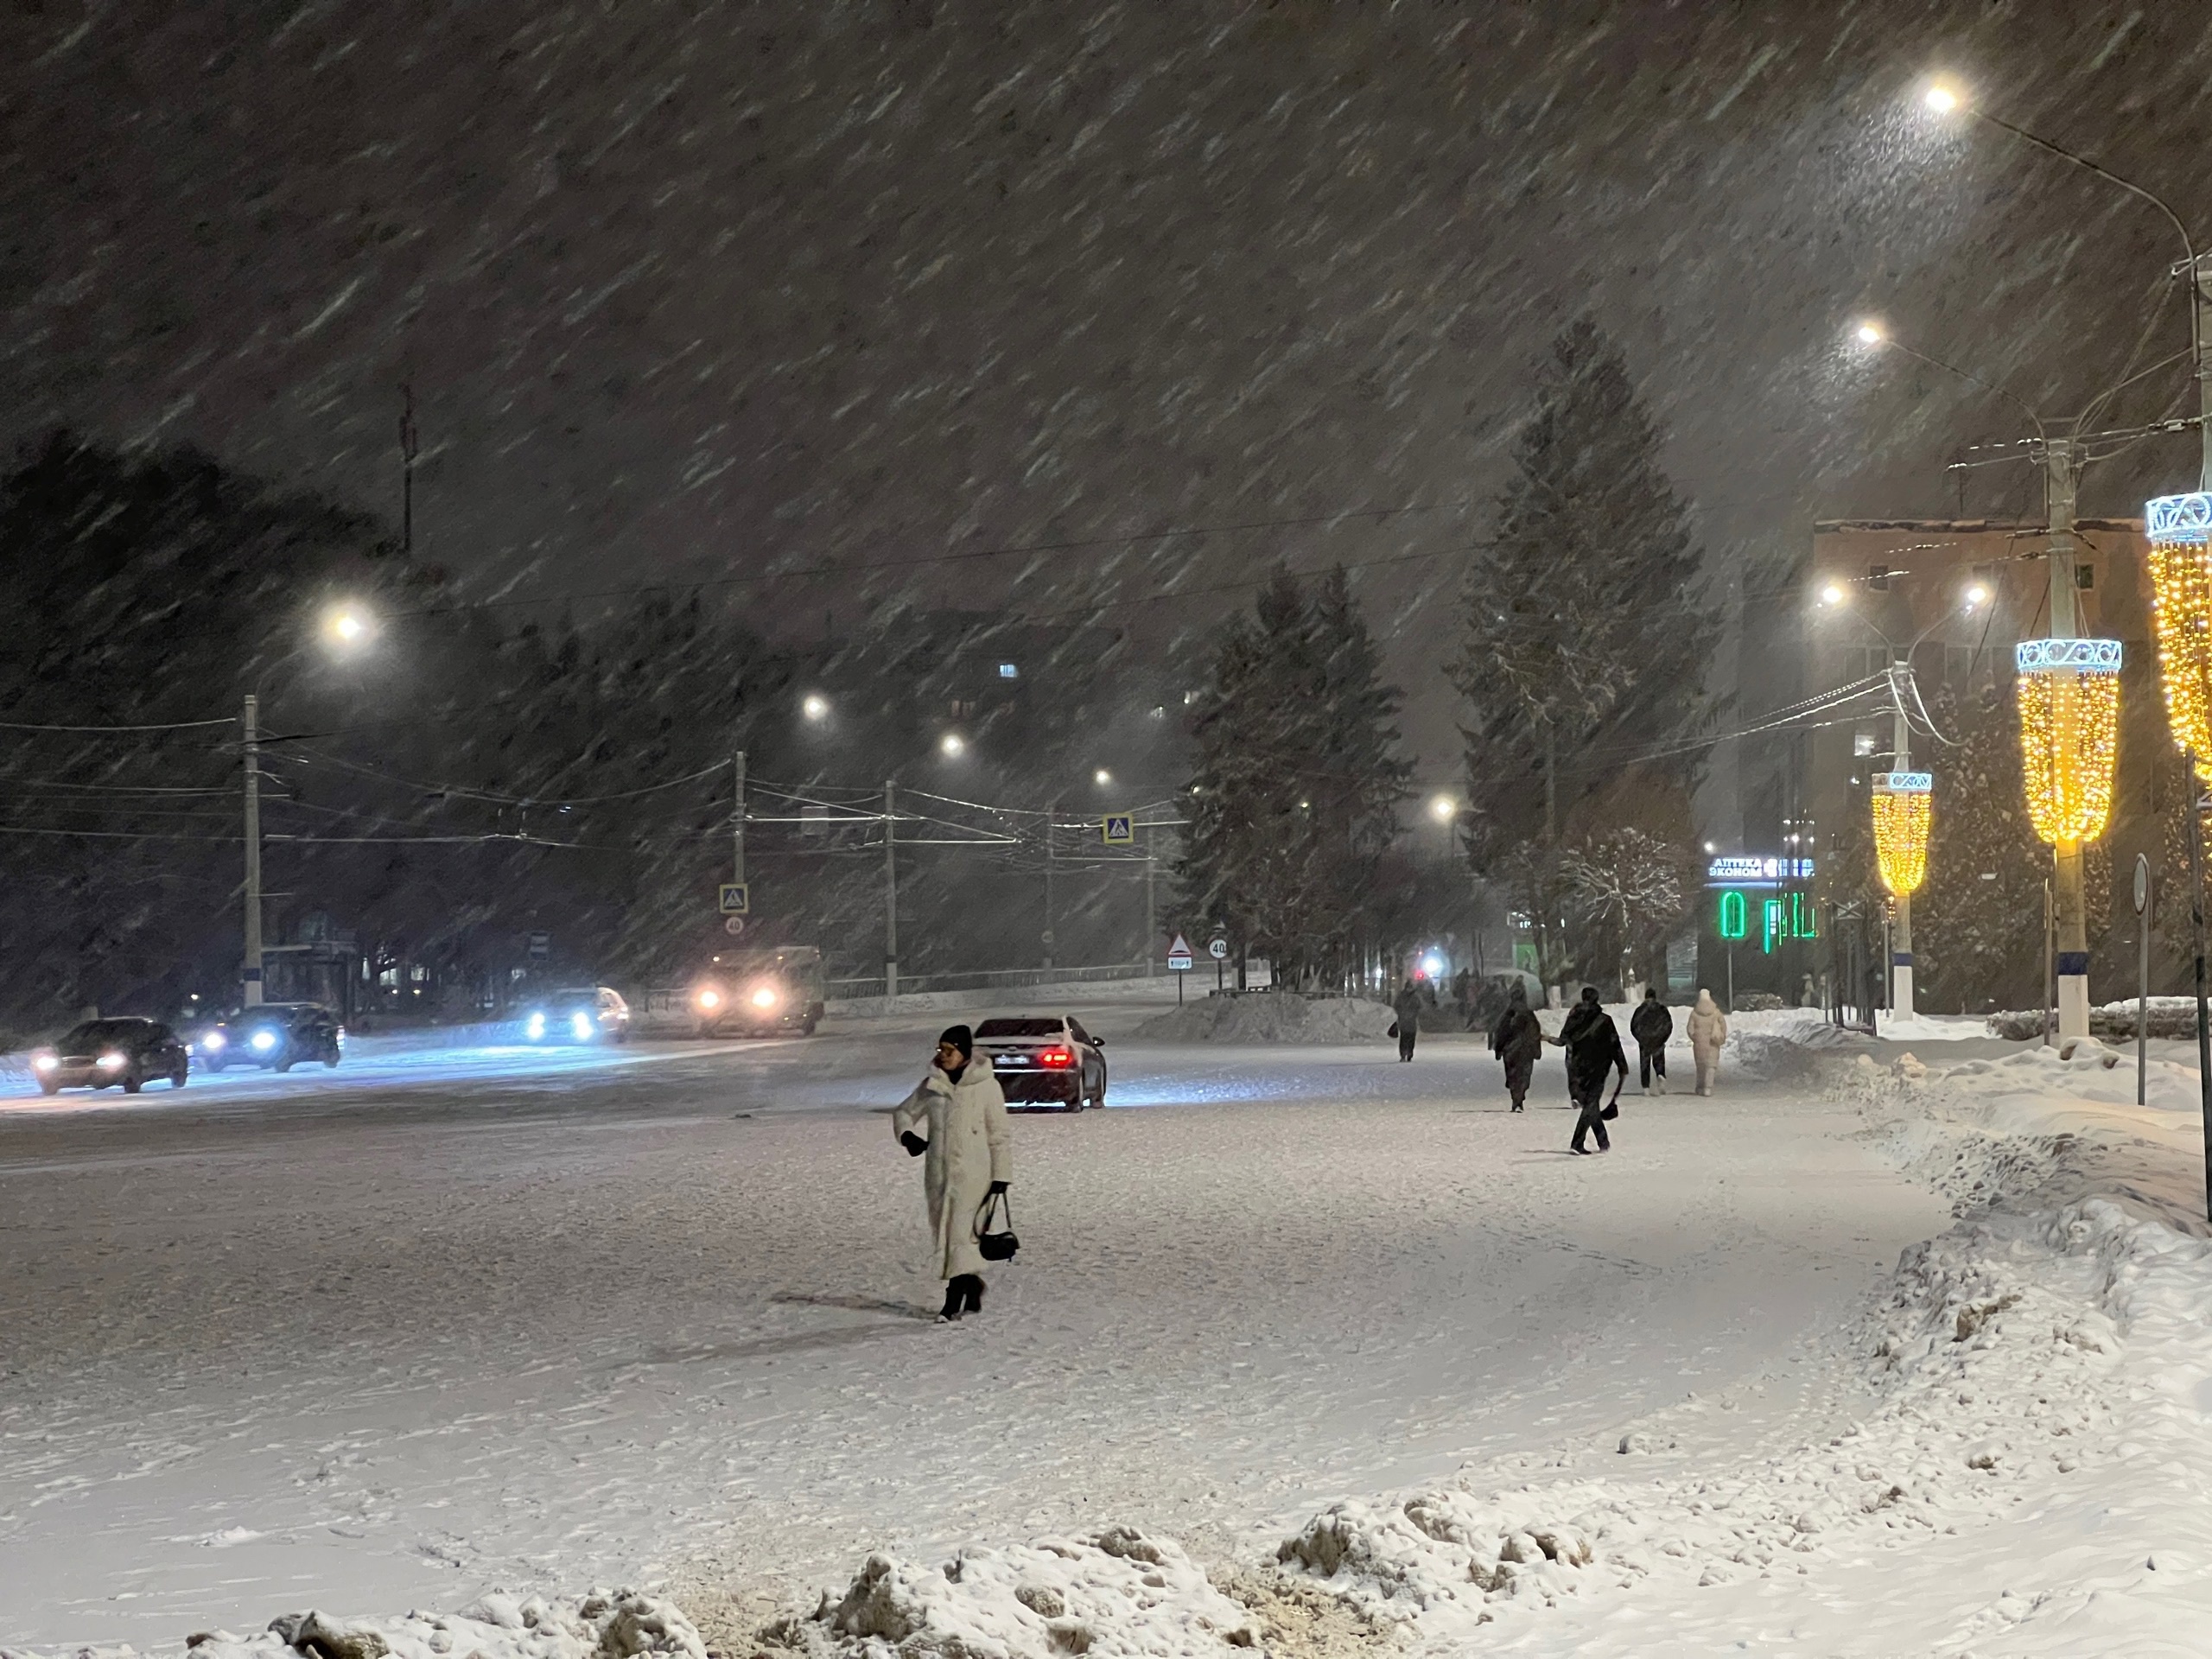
{"left": 1718, "top": 889, "right": 1748, "bottom": 939}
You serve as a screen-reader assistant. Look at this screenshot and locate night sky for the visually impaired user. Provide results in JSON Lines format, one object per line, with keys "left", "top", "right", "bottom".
{"left": 7, "top": 2, "right": 2210, "bottom": 772}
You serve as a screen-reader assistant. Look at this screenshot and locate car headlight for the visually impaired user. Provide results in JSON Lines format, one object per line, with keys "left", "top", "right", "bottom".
{"left": 750, "top": 986, "right": 779, "bottom": 1010}
{"left": 97, "top": 1052, "right": 126, "bottom": 1069}
{"left": 32, "top": 1054, "right": 56, "bottom": 1072}
{"left": 201, "top": 1031, "right": 226, "bottom": 1051}
{"left": 696, "top": 989, "right": 721, "bottom": 1010}
{"left": 249, "top": 1030, "right": 277, "bottom": 1052}
{"left": 571, "top": 1012, "right": 593, "bottom": 1039}
{"left": 525, "top": 1013, "right": 546, "bottom": 1039}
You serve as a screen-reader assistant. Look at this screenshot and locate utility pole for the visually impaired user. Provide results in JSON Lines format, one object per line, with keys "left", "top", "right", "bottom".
{"left": 399, "top": 385, "right": 418, "bottom": 557}
{"left": 731, "top": 751, "right": 747, "bottom": 889}
{"left": 883, "top": 779, "right": 899, "bottom": 999}
{"left": 2190, "top": 751, "right": 2212, "bottom": 1221}
{"left": 242, "top": 693, "right": 264, "bottom": 1007}
{"left": 1144, "top": 847, "right": 1157, "bottom": 975}
{"left": 1042, "top": 798, "right": 1058, "bottom": 970}
{"left": 2047, "top": 438, "right": 2092, "bottom": 1040}
{"left": 1888, "top": 662, "right": 1916, "bottom": 1021}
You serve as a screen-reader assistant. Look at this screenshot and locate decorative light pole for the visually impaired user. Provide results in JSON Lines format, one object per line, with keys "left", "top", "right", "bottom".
{"left": 2145, "top": 489, "right": 2212, "bottom": 1218}
{"left": 2015, "top": 636, "right": 2123, "bottom": 1037}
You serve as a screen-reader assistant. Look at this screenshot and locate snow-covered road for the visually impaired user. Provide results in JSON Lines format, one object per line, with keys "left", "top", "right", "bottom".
{"left": 0, "top": 1001, "right": 1951, "bottom": 1648}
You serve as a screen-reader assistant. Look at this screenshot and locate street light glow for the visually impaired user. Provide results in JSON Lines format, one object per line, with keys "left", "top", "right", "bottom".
{"left": 1964, "top": 582, "right": 1990, "bottom": 608}
{"left": 1819, "top": 582, "right": 1848, "bottom": 607}
{"left": 1923, "top": 80, "right": 1962, "bottom": 116}
{"left": 321, "top": 603, "right": 376, "bottom": 649}
{"left": 939, "top": 732, "right": 966, "bottom": 758}
{"left": 801, "top": 693, "right": 830, "bottom": 721}
{"left": 1094, "top": 767, "right": 1112, "bottom": 785}
{"left": 1853, "top": 321, "right": 1885, "bottom": 346}
{"left": 1428, "top": 793, "right": 1456, "bottom": 822}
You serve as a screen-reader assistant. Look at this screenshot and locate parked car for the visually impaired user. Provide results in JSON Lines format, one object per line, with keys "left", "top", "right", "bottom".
{"left": 197, "top": 1002, "right": 344, "bottom": 1071}
{"left": 31, "top": 1017, "right": 189, "bottom": 1095}
{"left": 974, "top": 1014, "right": 1108, "bottom": 1111}
{"left": 523, "top": 986, "right": 632, "bottom": 1044}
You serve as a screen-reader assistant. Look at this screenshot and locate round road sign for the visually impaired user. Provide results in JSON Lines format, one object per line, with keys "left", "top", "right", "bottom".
{"left": 1207, "top": 938, "right": 1229, "bottom": 960}
{"left": 724, "top": 915, "right": 747, "bottom": 936}
{"left": 2134, "top": 852, "right": 2152, "bottom": 916}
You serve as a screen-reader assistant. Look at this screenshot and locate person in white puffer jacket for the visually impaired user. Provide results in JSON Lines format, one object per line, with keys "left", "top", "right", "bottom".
{"left": 1687, "top": 989, "right": 1728, "bottom": 1096}
{"left": 893, "top": 1024, "right": 1013, "bottom": 1321}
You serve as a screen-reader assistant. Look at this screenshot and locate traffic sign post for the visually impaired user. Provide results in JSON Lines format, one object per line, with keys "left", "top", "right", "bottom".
{"left": 718, "top": 881, "right": 751, "bottom": 916}
{"left": 1166, "top": 932, "right": 1192, "bottom": 1003}
{"left": 1102, "top": 813, "right": 1135, "bottom": 845}
{"left": 1208, "top": 931, "right": 1229, "bottom": 994}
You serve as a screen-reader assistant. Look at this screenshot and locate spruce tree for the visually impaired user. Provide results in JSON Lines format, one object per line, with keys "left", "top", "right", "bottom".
{"left": 1452, "top": 321, "right": 1717, "bottom": 874}
{"left": 1178, "top": 569, "right": 1408, "bottom": 982}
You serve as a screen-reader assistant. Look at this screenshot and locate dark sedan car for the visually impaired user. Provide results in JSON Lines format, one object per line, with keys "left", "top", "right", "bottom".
{"left": 522, "top": 987, "right": 632, "bottom": 1045}
{"left": 196, "top": 1002, "right": 345, "bottom": 1071}
{"left": 30, "top": 1017, "right": 189, "bottom": 1095}
{"left": 975, "top": 1014, "right": 1108, "bottom": 1111}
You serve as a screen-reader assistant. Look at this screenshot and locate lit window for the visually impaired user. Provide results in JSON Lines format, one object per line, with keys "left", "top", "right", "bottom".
{"left": 999, "top": 663, "right": 1019, "bottom": 679}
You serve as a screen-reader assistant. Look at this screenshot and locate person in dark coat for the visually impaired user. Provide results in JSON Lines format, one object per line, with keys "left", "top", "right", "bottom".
{"left": 1488, "top": 980, "right": 1544, "bottom": 1111}
{"left": 1628, "top": 987, "right": 1673, "bottom": 1094}
{"left": 1391, "top": 978, "right": 1425, "bottom": 1061}
{"left": 1547, "top": 986, "right": 1628, "bottom": 1154}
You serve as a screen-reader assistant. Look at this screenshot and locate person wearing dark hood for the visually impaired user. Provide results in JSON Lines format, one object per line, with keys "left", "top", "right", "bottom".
{"left": 1545, "top": 986, "right": 1628, "bottom": 1154}
{"left": 1391, "top": 977, "right": 1425, "bottom": 1062}
{"left": 1628, "top": 986, "right": 1673, "bottom": 1094}
{"left": 893, "top": 1025, "right": 1012, "bottom": 1321}
{"left": 1488, "top": 980, "right": 1544, "bottom": 1111}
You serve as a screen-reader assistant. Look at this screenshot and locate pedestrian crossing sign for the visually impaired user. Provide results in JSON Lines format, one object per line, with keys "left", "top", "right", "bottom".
{"left": 1102, "top": 813, "right": 1135, "bottom": 845}
{"left": 717, "top": 881, "right": 750, "bottom": 915}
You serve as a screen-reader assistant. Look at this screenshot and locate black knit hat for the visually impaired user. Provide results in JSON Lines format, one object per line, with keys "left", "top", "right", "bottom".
{"left": 938, "top": 1024, "right": 974, "bottom": 1059}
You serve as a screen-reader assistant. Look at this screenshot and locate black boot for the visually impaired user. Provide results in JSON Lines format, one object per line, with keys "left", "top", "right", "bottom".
{"left": 963, "top": 1275, "right": 985, "bottom": 1316}
{"left": 938, "top": 1280, "right": 965, "bottom": 1322}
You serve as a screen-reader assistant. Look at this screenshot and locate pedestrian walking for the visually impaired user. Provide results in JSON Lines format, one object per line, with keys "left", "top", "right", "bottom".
{"left": 1488, "top": 979, "right": 1543, "bottom": 1111}
{"left": 1687, "top": 988, "right": 1729, "bottom": 1096}
{"left": 1392, "top": 978, "right": 1424, "bottom": 1062}
{"left": 1628, "top": 986, "right": 1672, "bottom": 1094}
{"left": 893, "top": 1025, "right": 1012, "bottom": 1322}
{"left": 1548, "top": 986, "right": 1628, "bottom": 1154}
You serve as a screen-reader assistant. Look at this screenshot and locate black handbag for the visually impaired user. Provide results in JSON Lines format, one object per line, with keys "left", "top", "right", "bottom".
{"left": 975, "top": 1191, "right": 1020, "bottom": 1262}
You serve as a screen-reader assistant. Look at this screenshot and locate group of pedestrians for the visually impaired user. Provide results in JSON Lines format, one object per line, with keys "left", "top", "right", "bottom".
{"left": 1476, "top": 981, "right": 1730, "bottom": 1154}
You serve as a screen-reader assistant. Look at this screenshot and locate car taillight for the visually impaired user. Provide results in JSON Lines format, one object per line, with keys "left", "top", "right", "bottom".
{"left": 1039, "top": 1047, "right": 1074, "bottom": 1068}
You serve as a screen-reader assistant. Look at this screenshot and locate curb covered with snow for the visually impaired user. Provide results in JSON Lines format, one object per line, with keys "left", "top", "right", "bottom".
{"left": 1130, "top": 993, "right": 1394, "bottom": 1044}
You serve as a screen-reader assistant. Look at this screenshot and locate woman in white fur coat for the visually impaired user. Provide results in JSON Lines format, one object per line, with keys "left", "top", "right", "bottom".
{"left": 893, "top": 1024, "right": 1013, "bottom": 1321}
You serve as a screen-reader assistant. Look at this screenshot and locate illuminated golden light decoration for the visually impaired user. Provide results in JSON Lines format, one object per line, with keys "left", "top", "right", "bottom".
{"left": 2145, "top": 492, "right": 2212, "bottom": 759}
{"left": 1871, "top": 772, "right": 1932, "bottom": 896}
{"left": 2015, "top": 639, "right": 2123, "bottom": 846}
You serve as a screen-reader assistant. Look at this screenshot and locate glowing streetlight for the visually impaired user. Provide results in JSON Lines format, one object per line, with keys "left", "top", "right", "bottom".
{"left": 1853, "top": 321, "right": 1885, "bottom": 346}
{"left": 1964, "top": 582, "right": 1990, "bottom": 608}
{"left": 321, "top": 602, "right": 376, "bottom": 651}
{"left": 1093, "top": 768, "right": 1112, "bottom": 786}
{"left": 1428, "top": 793, "right": 1457, "bottom": 822}
{"left": 1819, "top": 582, "right": 1848, "bottom": 607}
{"left": 1922, "top": 80, "right": 1962, "bottom": 116}
{"left": 801, "top": 693, "right": 830, "bottom": 721}
{"left": 939, "top": 732, "right": 966, "bottom": 758}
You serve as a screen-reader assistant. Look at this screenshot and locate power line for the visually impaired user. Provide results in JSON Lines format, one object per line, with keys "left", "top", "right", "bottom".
{"left": 0, "top": 715, "right": 236, "bottom": 734}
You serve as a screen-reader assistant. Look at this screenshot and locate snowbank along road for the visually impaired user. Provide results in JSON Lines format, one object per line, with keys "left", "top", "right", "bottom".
{"left": 13, "top": 1000, "right": 2191, "bottom": 1655}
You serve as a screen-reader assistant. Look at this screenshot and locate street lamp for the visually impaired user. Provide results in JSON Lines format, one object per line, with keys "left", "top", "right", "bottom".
{"left": 321, "top": 601, "right": 377, "bottom": 651}
{"left": 1852, "top": 315, "right": 2121, "bottom": 1038}
{"left": 1916, "top": 78, "right": 2210, "bottom": 491}
{"left": 1816, "top": 577, "right": 1986, "bottom": 1020}
{"left": 939, "top": 732, "right": 966, "bottom": 758}
{"left": 1428, "top": 793, "right": 1457, "bottom": 822}
{"left": 1094, "top": 768, "right": 1112, "bottom": 786}
{"left": 801, "top": 693, "right": 830, "bottom": 721}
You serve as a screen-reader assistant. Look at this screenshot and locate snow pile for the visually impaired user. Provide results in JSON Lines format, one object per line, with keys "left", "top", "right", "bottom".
{"left": 1131, "top": 994, "right": 1393, "bottom": 1044}
{"left": 0, "top": 1591, "right": 711, "bottom": 1659}
{"left": 1272, "top": 1195, "right": 2204, "bottom": 1649}
{"left": 756, "top": 1527, "right": 1258, "bottom": 1656}
{"left": 1987, "top": 998, "right": 2209, "bottom": 1041}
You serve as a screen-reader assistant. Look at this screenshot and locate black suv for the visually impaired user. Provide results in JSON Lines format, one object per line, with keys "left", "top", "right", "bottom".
{"left": 198, "top": 1002, "right": 345, "bottom": 1072}
{"left": 31, "top": 1017, "right": 189, "bottom": 1095}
